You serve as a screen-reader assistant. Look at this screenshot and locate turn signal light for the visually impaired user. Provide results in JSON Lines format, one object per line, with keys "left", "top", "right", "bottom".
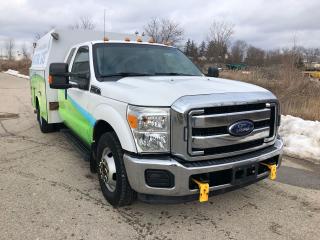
{"left": 124, "top": 37, "right": 130, "bottom": 42}
{"left": 127, "top": 114, "right": 138, "bottom": 129}
{"left": 48, "top": 75, "right": 53, "bottom": 84}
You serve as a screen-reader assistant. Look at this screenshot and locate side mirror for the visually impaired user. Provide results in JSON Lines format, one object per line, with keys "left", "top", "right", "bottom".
{"left": 207, "top": 67, "right": 219, "bottom": 78}
{"left": 49, "top": 63, "right": 71, "bottom": 89}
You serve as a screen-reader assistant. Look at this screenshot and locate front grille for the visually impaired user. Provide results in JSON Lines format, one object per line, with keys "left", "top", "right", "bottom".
{"left": 188, "top": 102, "right": 277, "bottom": 158}
{"left": 193, "top": 139, "right": 264, "bottom": 155}
{"left": 203, "top": 103, "right": 266, "bottom": 115}
{"left": 192, "top": 120, "right": 270, "bottom": 136}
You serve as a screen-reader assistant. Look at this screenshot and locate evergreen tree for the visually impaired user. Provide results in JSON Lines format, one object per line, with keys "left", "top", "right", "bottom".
{"left": 184, "top": 39, "right": 191, "bottom": 56}
{"left": 189, "top": 41, "right": 199, "bottom": 59}
{"left": 199, "top": 41, "right": 206, "bottom": 57}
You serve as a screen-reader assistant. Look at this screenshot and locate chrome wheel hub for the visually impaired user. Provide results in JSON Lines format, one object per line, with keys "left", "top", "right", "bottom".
{"left": 99, "top": 147, "right": 117, "bottom": 192}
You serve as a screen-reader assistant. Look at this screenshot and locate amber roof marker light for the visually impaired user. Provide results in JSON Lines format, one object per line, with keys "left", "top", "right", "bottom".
{"left": 163, "top": 41, "right": 172, "bottom": 46}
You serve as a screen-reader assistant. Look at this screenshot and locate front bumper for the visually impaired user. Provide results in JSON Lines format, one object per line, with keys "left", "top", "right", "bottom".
{"left": 123, "top": 138, "right": 283, "bottom": 197}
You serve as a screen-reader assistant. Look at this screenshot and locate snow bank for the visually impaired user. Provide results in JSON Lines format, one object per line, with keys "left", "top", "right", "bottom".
{"left": 279, "top": 115, "right": 320, "bottom": 163}
{"left": 4, "top": 69, "right": 29, "bottom": 79}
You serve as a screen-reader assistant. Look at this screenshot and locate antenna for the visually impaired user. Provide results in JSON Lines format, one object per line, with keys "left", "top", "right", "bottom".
{"left": 103, "top": 9, "right": 106, "bottom": 40}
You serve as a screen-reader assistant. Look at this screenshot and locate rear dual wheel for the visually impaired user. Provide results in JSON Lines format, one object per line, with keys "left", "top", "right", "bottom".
{"left": 36, "top": 101, "right": 54, "bottom": 133}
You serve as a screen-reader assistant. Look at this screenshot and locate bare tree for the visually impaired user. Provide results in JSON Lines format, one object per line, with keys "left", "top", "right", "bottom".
{"left": 303, "top": 48, "right": 320, "bottom": 69}
{"left": 230, "top": 40, "right": 247, "bottom": 63}
{"left": 5, "top": 38, "right": 15, "bottom": 60}
{"left": 144, "top": 18, "right": 161, "bottom": 42}
{"left": 265, "top": 49, "right": 282, "bottom": 66}
{"left": 70, "top": 16, "right": 95, "bottom": 30}
{"left": 34, "top": 33, "right": 42, "bottom": 41}
{"left": 207, "top": 20, "right": 234, "bottom": 63}
{"left": 144, "top": 18, "right": 184, "bottom": 45}
{"left": 21, "top": 43, "right": 30, "bottom": 60}
{"left": 245, "top": 46, "right": 265, "bottom": 66}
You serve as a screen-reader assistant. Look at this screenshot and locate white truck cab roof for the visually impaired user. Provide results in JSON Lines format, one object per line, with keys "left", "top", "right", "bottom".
{"left": 31, "top": 28, "right": 151, "bottom": 71}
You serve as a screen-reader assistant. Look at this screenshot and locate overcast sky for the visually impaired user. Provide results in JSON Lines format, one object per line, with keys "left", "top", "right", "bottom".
{"left": 0, "top": 0, "right": 319, "bottom": 54}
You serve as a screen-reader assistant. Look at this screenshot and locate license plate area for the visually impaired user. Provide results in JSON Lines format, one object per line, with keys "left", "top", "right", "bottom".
{"left": 232, "top": 163, "right": 258, "bottom": 185}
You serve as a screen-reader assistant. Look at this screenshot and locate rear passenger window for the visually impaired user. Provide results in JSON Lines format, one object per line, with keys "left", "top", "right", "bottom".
{"left": 66, "top": 48, "right": 76, "bottom": 65}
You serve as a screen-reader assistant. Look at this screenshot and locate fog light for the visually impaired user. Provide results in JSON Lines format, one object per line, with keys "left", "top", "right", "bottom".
{"left": 145, "top": 169, "right": 174, "bottom": 188}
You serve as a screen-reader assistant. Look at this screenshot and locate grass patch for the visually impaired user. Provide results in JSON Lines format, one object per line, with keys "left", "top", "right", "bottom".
{"left": 0, "top": 59, "right": 31, "bottom": 75}
{"left": 220, "top": 66, "right": 320, "bottom": 121}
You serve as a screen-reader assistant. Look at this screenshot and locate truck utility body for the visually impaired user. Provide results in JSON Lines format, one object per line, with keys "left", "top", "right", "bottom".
{"left": 30, "top": 29, "right": 283, "bottom": 206}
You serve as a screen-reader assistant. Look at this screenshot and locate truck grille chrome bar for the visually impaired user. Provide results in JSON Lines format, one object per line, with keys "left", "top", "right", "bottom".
{"left": 192, "top": 127, "right": 270, "bottom": 149}
{"left": 188, "top": 103, "right": 277, "bottom": 157}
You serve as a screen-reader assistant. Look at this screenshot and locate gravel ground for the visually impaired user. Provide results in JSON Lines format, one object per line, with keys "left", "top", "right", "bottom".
{"left": 0, "top": 73, "right": 319, "bottom": 240}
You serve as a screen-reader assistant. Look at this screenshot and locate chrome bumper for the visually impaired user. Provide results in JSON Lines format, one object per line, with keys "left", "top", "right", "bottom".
{"left": 123, "top": 138, "right": 283, "bottom": 197}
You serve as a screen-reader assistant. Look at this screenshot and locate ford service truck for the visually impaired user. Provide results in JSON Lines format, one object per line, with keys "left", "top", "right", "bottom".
{"left": 30, "top": 29, "right": 283, "bottom": 206}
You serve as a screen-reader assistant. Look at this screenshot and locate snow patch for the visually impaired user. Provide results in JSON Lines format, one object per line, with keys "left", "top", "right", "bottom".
{"left": 279, "top": 115, "right": 320, "bottom": 163}
{"left": 4, "top": 69, "right": 29, "bottom": 79}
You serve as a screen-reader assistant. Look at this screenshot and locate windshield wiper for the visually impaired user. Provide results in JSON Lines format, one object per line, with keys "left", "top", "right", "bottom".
{"left": 154, "top": 72, "right": 198, "bottom": 76}
{"left": 100, "top": 72, "right": 152, "bottom": 78}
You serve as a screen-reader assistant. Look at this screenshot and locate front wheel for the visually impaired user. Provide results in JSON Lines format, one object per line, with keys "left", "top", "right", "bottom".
{"left": 97, "top": 132, "right": 136, "bottom": 207}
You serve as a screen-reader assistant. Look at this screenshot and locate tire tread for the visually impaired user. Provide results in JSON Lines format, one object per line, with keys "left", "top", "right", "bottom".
{"left": 97, "top": 132, "right": 136, "bottom": 207}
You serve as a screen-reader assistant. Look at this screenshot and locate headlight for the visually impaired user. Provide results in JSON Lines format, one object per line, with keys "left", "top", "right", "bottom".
{"left": 127, "top": 105, "right": 170, "bottom": 153}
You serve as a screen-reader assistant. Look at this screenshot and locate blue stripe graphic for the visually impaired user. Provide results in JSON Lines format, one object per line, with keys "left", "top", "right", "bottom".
{"left": 68, "top": 95, "right": 96, "bottom": 126}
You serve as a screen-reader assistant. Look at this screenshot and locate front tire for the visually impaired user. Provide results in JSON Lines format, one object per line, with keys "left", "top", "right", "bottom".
{"left": 97, "top": 132, "right": 136, "bottom": 207}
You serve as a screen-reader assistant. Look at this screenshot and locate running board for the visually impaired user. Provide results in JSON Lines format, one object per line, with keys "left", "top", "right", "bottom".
{"left": 60, "top": 129, "right": 90, "bottom": 162}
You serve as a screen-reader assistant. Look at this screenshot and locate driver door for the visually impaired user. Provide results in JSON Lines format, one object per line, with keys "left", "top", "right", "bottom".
{"left": 64, "top": 46, "right": 93, "bottom": 145}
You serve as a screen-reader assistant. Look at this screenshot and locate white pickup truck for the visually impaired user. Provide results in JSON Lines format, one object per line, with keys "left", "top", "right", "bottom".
{"left": 30, "top": 29, "right": 283, "bottom": 206}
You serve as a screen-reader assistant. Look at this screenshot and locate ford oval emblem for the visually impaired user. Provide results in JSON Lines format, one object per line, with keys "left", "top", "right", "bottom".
{"left": 228, "top": 120, "right": 254, "bottom": 137}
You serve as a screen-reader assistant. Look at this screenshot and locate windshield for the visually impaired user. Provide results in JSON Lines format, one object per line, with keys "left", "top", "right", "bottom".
{"left": 93, "top": 43, "right": 203, "bottom": 80}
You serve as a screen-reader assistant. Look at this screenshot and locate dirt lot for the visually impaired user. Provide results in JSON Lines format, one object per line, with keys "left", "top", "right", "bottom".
{"left": 0, "top": 73, "right": 320, "bottom": 240}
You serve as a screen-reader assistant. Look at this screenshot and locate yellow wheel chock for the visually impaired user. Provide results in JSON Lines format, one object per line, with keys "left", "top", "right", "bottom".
{"left": 192, "top": 178, "right": 209, "bottom": 202}
{"left": 261, "top": 163, "right": 277, "bottom": 180}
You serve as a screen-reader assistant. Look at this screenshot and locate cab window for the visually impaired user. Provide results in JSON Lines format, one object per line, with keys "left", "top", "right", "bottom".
{"left": 66, "top": 48, "right": 76, "bottom": 66}
{"left": 70, "top": 46, "right": 90, "bottom": 84}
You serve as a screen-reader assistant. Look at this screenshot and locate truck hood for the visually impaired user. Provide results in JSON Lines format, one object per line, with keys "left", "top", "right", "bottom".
{"left": 98, "top": 76, "right": 271, "bottom": 106}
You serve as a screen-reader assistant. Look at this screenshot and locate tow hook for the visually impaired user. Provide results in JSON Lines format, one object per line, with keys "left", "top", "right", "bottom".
{"left": 261, "top": 163, "right": 277, "bottom": 180}
{"left": 192, "top": 178, "right": 209, "bottom": 202}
